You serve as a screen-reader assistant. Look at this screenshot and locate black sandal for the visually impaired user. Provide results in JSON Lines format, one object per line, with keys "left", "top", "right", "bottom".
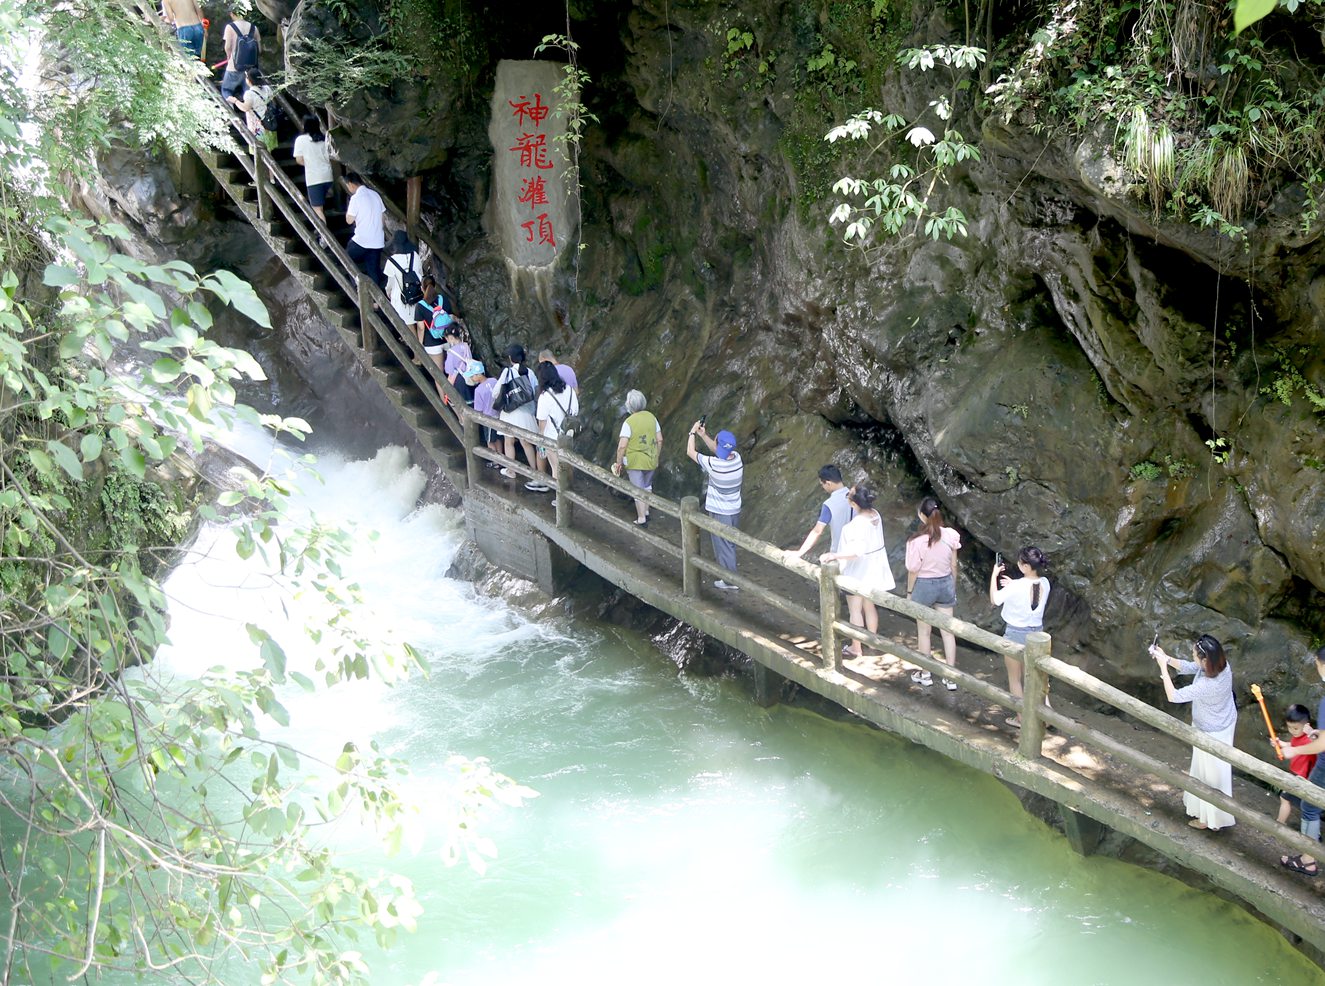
{"left": 1282, "top": 854, "right": 1320, "bottom": 877}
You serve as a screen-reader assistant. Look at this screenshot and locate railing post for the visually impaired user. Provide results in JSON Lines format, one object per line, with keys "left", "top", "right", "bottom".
{"left": 406, "top": 176, "right": 422, "bottom": 240}
{"left": 1019, "top": 631, "right": 1052, "bottom": 757}
{"left": 254, "top": 148, "right": 272, "bottom": 222}
{"left": 680, "top": 496, "right": 700, "bottom": 596}
{"left": 819, "top": 560, "right": 841, "bottom": 671}
{"left": 555, "top": 434, "right": 573, "bottom": 530}
{"left": 357, "top": 276, "right": 376, "bottom": 354}
{"left": 463, "top": 410, "right": 480, "bottom": 490}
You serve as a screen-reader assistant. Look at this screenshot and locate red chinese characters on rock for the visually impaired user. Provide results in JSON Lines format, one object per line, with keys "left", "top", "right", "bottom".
{"left": 507, "top": 92, "right": 557, "bottom": 250}
{"left": 521, "top": 213, "right": 556, "bottom": 248}
{"left": 508, "top": 93, "right": 549, "bottom": 128}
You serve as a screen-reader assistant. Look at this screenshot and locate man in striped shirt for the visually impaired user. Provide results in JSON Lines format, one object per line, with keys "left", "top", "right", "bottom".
{"left": 688, "top": 422, "right": 744, "bottom": 590}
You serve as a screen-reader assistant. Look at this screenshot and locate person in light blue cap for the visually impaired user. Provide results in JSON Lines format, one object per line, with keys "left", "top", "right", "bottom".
{"left": 687, "top": 421, "right": 744, "bottom": 590}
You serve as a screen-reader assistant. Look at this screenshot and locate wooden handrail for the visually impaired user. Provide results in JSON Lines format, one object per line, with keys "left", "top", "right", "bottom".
{"left": 1037, "top": 703, "right": 1325, "bottom": 860}
{"left": 1041, "top": 656, "right": 1325, "bottom": 809}
{"left": 684, "top": 508, "right": 821, "bottom": 584}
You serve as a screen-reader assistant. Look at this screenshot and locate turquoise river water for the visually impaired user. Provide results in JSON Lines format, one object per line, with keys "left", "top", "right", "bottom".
{"left": 93, "top": 439, "right": 1325, "bottom": 985}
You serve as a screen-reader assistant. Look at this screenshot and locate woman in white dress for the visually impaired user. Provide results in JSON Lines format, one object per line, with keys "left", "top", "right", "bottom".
{"left": 1151, "top": 634, "right": 1237, "bottom": 831}
{"left": 819, "top": 485, "right": 895, "bottom": 659}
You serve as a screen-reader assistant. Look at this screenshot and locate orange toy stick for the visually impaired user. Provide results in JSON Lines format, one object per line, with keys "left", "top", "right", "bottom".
{"left": 1250, "top": 684, "right": 1284, "bottom": 761}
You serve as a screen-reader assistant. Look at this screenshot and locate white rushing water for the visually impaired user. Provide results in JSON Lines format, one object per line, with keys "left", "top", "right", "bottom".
{"left": 110, "top": 437, "right": 1325, "bottom": 986}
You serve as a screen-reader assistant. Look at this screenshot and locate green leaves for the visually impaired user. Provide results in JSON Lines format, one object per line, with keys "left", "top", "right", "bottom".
{"left": 824, "top": 47, "right": 984, "bottom": 250}
{"left": 45, "top": 440, "right": 83, "bottom": 481}
{"left": 203, "top": 269, "right": 272, "bottom": 329}
{"left": 1233, "top": 0, "right": 1278, "bottom": 34}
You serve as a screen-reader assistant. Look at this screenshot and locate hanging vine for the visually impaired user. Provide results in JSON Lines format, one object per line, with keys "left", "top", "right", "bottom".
{"left": 533, "top": 29, "right": 598, "bottom": 302}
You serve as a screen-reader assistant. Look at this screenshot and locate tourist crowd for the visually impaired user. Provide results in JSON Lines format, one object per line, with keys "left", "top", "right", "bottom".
{"left": 188, "top": 10, "right": 1325, "bottom": 882}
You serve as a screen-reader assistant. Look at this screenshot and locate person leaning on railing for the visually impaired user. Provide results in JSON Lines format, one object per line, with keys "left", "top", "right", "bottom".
{"left": 1150, "top": 634, "right": 1237, "bottom": 832}
{"left": 787, "top": 464, "right": 851, "bottom": 560}
{"left": 1269, "top": 647, "right": 1325, "bottom": 876}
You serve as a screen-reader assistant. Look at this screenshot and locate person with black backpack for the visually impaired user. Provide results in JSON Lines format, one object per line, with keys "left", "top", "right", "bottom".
{"left": 494, "top": 344, "right": 539, "bottom": 481}
{"left": 220, "top": 12, "right": 260, "bottom": 102}
{"left": 383, "top": 230, "right": 422, "bottom": 325}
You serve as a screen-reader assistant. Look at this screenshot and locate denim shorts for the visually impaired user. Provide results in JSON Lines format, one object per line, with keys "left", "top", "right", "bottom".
{"left": 1003, "top": 624, "right": 1041, "bottom": 646}
{"left": 176, "top": 22, "right": 204, "bottom": 57}
{"left": 912, "top": 574, "right": 956, "bottom": 608}
{"left": 220, "top": 69, "right": 244, "bottom": 102}
{"left": 307, "top": 181, "right": 332, "bottom": 208}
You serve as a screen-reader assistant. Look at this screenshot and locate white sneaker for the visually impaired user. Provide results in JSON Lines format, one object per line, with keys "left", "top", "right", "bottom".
{"left": 500, "top": 468, "right": 515, "bottom": 478}
{"left": 713, "top": 579, "right": 740, "bottom": 590}
{"left": 550, "top": 498, "right": 557, "bottom": 507}
{"left": 525, "top": 482, "right": 550, "bottom": 492}
{"left": 943, "top": 678, "right": 958, "bottom": 691}
{"left": 911, "top": 669, "right": 934, "bottom": 687}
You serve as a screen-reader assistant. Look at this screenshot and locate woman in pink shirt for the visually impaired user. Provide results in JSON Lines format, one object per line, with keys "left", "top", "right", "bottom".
{"left": 904, "top": 497, "right": 961, "bottom": 689}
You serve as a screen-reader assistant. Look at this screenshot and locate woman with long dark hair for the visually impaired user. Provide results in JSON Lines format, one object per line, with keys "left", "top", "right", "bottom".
{"left": 820, "top": 485, "right": 895, "bottom": 660}
{"left": 904, "top": 497, "right": 961, "bottom": 689}
{"left": 990, "top": 546, "right": 1050, "bottom": 727}
{"left": 1151, "top": 634, "right": 1237, "bottom": 831}
{"left": 292, "top": 115, "right": 333, "bottom": 221}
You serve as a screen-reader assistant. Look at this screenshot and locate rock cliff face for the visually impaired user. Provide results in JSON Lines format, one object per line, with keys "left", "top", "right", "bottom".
{"left": 283, "top": 0, "right": 1323, "bottom": 722}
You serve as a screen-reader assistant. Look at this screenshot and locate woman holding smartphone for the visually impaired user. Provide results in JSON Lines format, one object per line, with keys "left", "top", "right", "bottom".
{"left": 990, "top": 546, "right": 1050, "bottom": 727}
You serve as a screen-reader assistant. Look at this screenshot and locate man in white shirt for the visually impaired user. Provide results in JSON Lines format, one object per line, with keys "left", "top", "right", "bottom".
{"left": 344, "top": 172, "right": 386, "bottom": 288}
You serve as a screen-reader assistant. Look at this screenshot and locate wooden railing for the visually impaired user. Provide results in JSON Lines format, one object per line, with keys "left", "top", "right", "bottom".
{"left": 457, "top": 414, "right": 1325, "bottom": 859}
{"left": 200, "top": 83, "right": 1325, "bottom": 866}
{"left": 205, "top": 86, "right": 474, "bottom": 445}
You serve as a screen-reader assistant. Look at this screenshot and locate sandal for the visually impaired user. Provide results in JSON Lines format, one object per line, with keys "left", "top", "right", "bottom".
{"left": 910, "top": 669, "right": 933, "bottom": 687}
{"left": 841, "top": 644, "right": 861, "bottom": 658}
{"left": 1187, "top": 819, "right": 1209, "bottom": 830}
{"left": 1282, "top": 854, "right": 1321, "bottom": 876}
{"left": 1005, "top": 715, "right": 1022, "bottom": 728}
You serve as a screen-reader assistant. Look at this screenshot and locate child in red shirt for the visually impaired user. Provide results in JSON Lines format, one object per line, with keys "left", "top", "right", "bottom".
{"left": 1278, "top": 704, "right": 1318, "bottom": 825}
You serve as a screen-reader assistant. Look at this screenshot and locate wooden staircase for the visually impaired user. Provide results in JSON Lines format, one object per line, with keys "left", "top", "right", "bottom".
{"left": 194, "top": 113, "right": 469, "bottom": 481}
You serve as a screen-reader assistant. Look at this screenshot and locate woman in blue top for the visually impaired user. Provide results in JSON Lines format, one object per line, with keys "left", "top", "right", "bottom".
{"left": 1151, "top": 634, "right": 1237, "bottom": 831}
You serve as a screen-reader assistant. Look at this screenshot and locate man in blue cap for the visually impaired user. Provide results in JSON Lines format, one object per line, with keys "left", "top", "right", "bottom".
{"left": 687, "top": 421, "right": 744, "bottom": 590}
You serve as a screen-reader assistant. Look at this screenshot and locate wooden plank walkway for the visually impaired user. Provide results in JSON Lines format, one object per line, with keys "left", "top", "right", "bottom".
{"left": 190, "top": 90, "right": 1325, "bottom": 961}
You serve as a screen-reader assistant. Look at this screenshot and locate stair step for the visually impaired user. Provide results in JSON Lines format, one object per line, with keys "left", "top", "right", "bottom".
{"left": 312, "top": 273, "right": 340, "bottom": 295}
{"left": 321, "top": 306, "right": 357, "bottom": 329}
